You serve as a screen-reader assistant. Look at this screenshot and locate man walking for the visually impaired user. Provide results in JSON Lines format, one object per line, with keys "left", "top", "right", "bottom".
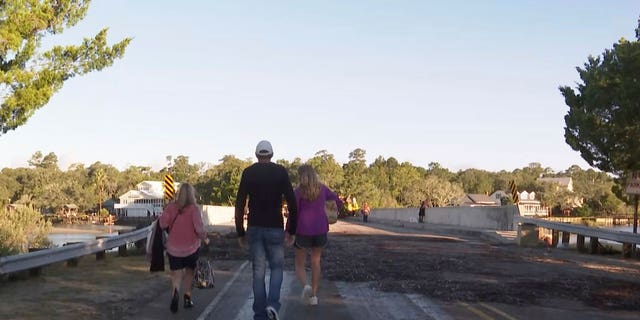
{"left": 235, "top": 140, "right": 298, "bottom": 320}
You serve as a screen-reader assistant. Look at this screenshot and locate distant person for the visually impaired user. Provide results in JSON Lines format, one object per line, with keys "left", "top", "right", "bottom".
{"left": 351, "top": 196, "right": 360, "bottom": 216}
{"left": 418, "top": 200, "right": 427, "bottom": 223}
{"left": 288, "top": 165, "right": 342, "bottom": 306}
{"left": 235, "top": 140, "right": 298, "bottom": 320}
{"left": 159, "top": 183, "right": 210, "bottom": 314}
{"left": 362, "top": 202, "right": 370, "bottom": 223}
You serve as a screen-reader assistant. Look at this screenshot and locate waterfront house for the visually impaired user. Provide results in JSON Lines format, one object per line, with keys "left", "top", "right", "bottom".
{"left": 457, "top": 194, "right": 500, "bottom": 207}
{"left": 114, "top": 181, "right": 180, "bottom": 217}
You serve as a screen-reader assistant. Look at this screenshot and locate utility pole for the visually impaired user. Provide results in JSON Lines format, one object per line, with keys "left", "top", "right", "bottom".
{"left": 634, "top": 195, "right": 639, "bottom": 234}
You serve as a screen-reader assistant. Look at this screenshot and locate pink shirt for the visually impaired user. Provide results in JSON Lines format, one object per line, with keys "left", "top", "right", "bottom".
{"left": 159, "top": 203, "right": 207, "bottom": 257}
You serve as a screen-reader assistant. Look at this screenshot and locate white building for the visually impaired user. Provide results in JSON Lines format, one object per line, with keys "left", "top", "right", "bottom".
{"left": 517, "top": 190, "right": 549, "bottom": 217}
{"left": 114, "top": 181, "right": 180, "bottom": 217}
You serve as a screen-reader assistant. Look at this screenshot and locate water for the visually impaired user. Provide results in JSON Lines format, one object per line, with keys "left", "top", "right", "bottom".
{"left": 47, "top": 224, "right": 134, "bottom": 247}
{"left": 608, "top": 225, "right": 637, "bottom": 233}
{"left": 551, "top": 224, "right": 638, "bottom": 249}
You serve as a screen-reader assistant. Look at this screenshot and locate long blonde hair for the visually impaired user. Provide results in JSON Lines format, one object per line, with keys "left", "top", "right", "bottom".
{"left": 298, "top": 164, "right": 321, "bottom": 200}
{"left": 175, "top": 183, "right": 197, "bottom": 211}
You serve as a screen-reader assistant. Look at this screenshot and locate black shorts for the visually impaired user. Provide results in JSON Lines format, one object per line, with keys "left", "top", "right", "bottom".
{"left": 167, "top": 250, "right": 199, "bottom": 271}
{"left": 295, "top": 234, "right": 328, "bottom": 249}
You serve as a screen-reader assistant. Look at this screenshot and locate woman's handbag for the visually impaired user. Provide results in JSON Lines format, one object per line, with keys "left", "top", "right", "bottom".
{"left": 325, "top": 200, "right": 338, "bottom": 224}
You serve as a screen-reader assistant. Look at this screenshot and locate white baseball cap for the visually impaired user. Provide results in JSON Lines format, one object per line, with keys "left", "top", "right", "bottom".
{"left": 255, "top": 140, "right": 273, "bottom": 156}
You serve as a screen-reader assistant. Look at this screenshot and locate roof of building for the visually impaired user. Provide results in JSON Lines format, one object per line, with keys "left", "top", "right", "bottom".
{"left": 118, "top": 180, "right": 181, "bottom": 200}
{"left": 490, "top": 190, "right": 508, "bottom": 198}
{"left": 467, "top": 194, "right": 499, "bottom": 204}
{"left": 458, "top": 194, "right": 499, "bottom": 206}
{"left": 537, "top": 177, "right": 572, "bottom": 186}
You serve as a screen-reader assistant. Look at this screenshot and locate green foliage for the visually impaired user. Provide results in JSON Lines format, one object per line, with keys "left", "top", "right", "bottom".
{"left": 0, "top": 206, "right": 52, "bottom": 256}
{"left": 168, "top": 155, "right": 204, "bottom": 183}
{"left": 307, "top": 150, "right": 344, "bottom": 190}
{"left": 0, "top": 0, "right": 131, "bottom": 135}
{"left": 455, "top": 169, "right": 494, "bottom": 194}
{"left": 573, "top": 206, "right": 593, "bottom": 217}
{"left": 196, "top": 155, "right": 252, "bottom": 206}
{"left": 0, "top": 149, "right": 634, "bottom": 217}
{"left": 559, "top": 17, "right": 640, "bottom": 176}
{"left": 98, "top": 208, "right": 109, "bottom": 217}
{"left": 538, "top": 182, "right": 575, "bottom": 210}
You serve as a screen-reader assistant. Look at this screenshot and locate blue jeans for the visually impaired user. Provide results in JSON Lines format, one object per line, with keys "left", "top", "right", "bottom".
{"left": 247, "top": 227, "right": 285, "bottom": 320}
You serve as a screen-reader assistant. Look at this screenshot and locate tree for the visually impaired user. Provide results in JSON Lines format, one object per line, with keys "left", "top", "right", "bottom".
{"left": 424, "top": 175, "right": 465, "bottom": 207}
{"left": 0, "top": 1, "right": 130, "bottom": 135}
{"left": 559, "top": 18, "right": 640, "bottom": 176}
{"left": 197, "top": 155, "right": 251, "bottom": 205}
{"left": 94, "top": 168, "right": 106, "bottom": 213}
{"left": 455, "top": 169, "right": 494, "bottom": 194}
{"left": 307, "top": 150, "right": 344, "bottom": 190}
{"left": 341, "top": 148, "right": 371, "bottom": 196}
{"left": 276, "top": 157, "right": 303, "bottom": 186}
{"left": 167, "top": 155, "right": 203, "bottom": 183}
{"left": 427, "top": 162, "right": 454, "bottom": 181}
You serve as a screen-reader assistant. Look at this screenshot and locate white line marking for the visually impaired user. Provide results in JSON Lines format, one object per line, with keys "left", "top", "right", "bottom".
{"left": 405, "top": 293, "right": 453, "bottom": 320}
{"left": 197, "top": 260, "right": 249, "bottom": 320}
{"left": 234, "top": 270, "right": 296, "bottom": 320}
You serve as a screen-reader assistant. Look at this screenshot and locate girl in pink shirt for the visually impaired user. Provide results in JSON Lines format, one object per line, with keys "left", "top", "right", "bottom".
{"left": 159, "top": 183, "right": 209, "bottom": 313}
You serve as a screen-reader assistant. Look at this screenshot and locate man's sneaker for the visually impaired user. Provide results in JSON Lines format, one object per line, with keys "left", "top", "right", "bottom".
{"left": 266, "top": 306, "right": 280, "bottom": 320}
{"left": 309, "top": 296, "right": 318, "bottom": 306}
{"left": 301, "top": 284, "right": 312, "bottom": 304}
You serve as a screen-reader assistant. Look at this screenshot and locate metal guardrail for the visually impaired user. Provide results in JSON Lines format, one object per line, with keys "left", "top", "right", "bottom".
{"left": 0, "top": 226, "right": 151, "bottom": 275}
{"left": 517, "top": 217, "right": 640, "bottom": 244}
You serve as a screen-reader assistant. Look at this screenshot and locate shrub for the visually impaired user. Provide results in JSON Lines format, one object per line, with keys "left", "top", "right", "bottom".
{"left": 0, "top": 206, "right": 52, "bottom": 256}
{"left": 99, "top": 208, "right": 110, "bottom": 218}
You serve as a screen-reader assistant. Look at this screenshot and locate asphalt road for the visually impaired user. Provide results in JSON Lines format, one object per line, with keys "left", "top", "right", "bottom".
{"left": 128, "top": 221, "right": 640, "bottom": 320}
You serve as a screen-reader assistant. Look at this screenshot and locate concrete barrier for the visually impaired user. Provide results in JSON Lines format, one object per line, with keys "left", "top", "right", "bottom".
{"left": 370, "top": 205, "right": 519, "bottom": 231}
{"left": 201, "top": 205, "right": 235, "bottom": 226}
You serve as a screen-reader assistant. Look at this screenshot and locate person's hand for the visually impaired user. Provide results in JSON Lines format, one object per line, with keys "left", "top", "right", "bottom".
{"left": 284, "top": 233, "right": 295, "bottom": 247}
{"left": 238, "top": 236, "right": 248, "bottom": 251}
{"left": 203, "top": 237, "right": 210, "bottom": 245}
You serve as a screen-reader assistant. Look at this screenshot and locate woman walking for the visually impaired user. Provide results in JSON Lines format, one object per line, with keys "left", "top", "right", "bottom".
{"left": 289, "top": 165, "right": 343, "bottom": 306}
{"left": 159, "top": 183, "right": 209, "bottom": 313}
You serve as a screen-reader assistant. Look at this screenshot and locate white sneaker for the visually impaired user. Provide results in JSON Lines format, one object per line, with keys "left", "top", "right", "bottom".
{"left": 301, "top": 284, "right": 312, "bottom": 304}
{"left": 309, "top": 296, "right": 318, "bottom": 306}
{"left": 266, "top": 306, "right": 280, "bottom": 320}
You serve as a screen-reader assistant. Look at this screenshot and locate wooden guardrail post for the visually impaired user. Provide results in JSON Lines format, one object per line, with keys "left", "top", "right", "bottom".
{"left": 561, "top": 231, "right": 570, "bottom": 245}
{"left": 27, "top": 248, "right": 45, "bottom": 276}
{"left": 576, "top": 235, "right": 585, "bottom": 252}
{"left": 95, "top": 236, "right": 108, "bottom": 260}
{"left": 118, "top": 230, "right": 129, "bottom": 257}
{"left": 517, "top": 223, "right": 539, "bottom": 247}
{"left": 551, "top": 229, "right": 559, "bottom": 247}
{"left": 622, "top": 243, "right": 632, "bottom": 258}
{"left": 590, "top": 237, "right": 599, "bottom": 254}
{"left": 64, "top": 242, "right": 80, "bottom": 267}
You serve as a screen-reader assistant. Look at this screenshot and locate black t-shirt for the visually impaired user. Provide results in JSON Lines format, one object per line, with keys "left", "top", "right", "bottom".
{"left": 234, "top": 162, "right": 297, "bottom": 237}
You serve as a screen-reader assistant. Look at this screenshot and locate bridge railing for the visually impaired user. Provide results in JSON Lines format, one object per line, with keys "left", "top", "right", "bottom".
{"left": 516, "top": 217, "right": 640, "bottom": 257}
{"left": 0, "top": 226, "right": 150, "bottom": 275}
{"left": 517, "top": 217, "right": 640, "bottom": 244}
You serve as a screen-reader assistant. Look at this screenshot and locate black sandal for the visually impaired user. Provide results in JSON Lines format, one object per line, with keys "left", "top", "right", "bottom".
{"left": 170, "top": 289, "right": 179, "bottom": 313}
{"left": 184, "top": 294, "right": 194, "bottom": 308}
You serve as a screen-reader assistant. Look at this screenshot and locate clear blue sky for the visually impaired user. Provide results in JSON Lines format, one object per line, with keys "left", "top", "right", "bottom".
{"left": 1, "top": 1, "right": 639, "bottom": 173}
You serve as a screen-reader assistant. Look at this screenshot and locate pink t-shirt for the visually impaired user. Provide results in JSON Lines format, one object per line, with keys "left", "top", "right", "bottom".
{"left": 159, "top": 203, "right": 207, "bottom": 257}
